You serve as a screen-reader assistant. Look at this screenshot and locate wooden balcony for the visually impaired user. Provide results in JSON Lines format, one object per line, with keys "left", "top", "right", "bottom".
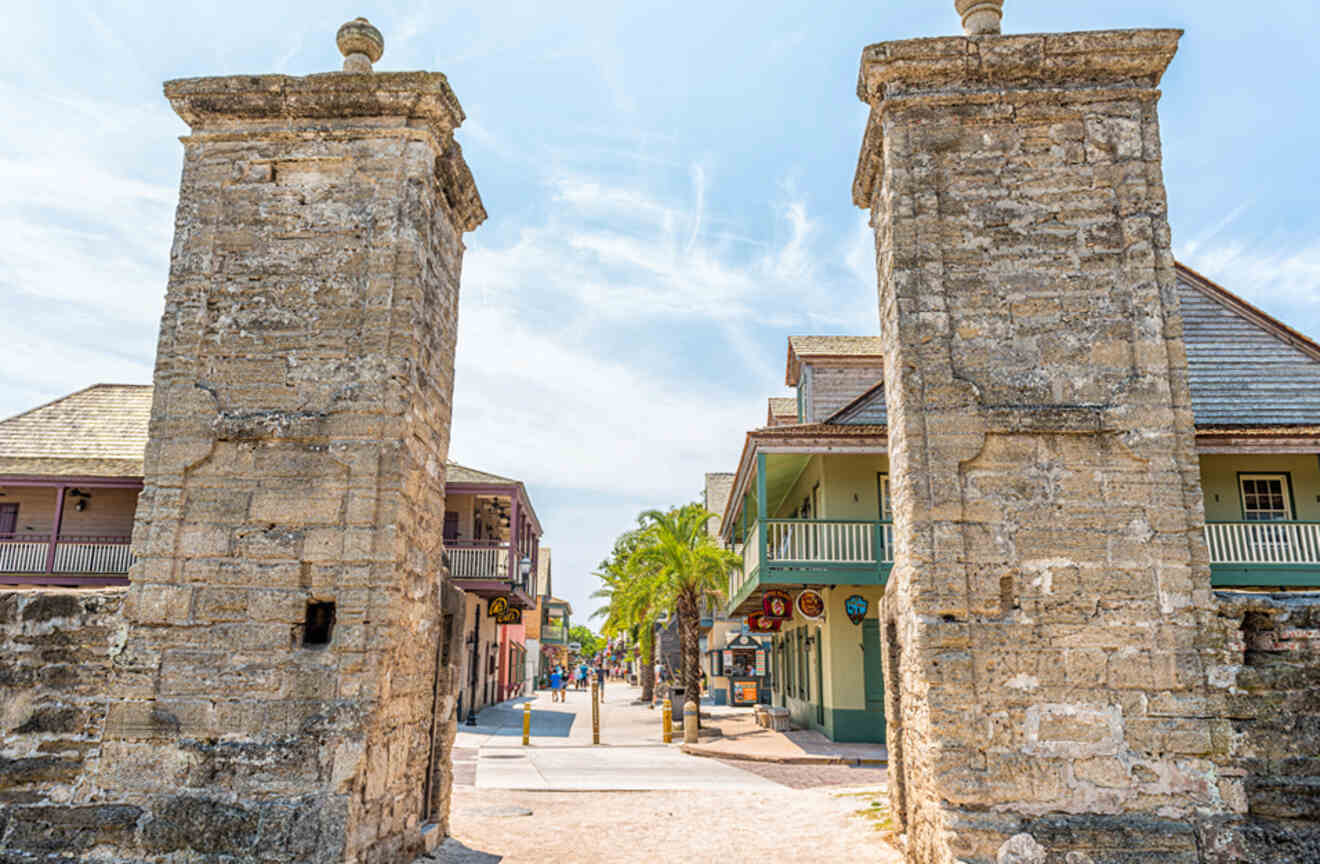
{"left": 728, "top": 519, "right": 893, "bottom": 616}
{"left": 445, "top": 541, "right": 535, "bottom": 607}
{"left": 0, "top": 534, "right": 134, "bottom": 586}
{"left": 1206, "top": 521, "right": 1320, "bottom": 586}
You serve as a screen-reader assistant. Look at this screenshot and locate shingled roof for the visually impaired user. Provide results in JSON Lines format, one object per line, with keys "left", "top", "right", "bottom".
{"left": 445, "top": 461, "right": 518, "bottom": 485}
{"left": 0, "top": 384, "right": 153, "bottom": 478}
{"left": 767, "top": 397, "right": 797, "bottom": 425}
{"left": 786, "top": 335, "right": 884, "bottom": 385}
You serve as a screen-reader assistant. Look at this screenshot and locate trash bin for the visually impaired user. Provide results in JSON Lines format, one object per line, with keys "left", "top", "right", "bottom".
{"left": 669, "top": 685, "right": 687, "bottom": 726}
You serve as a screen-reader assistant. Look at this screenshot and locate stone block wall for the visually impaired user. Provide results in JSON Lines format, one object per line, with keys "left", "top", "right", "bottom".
{"left": 853, "top": 30, "right": 1245, "bottom": 862}
{"left": 0, "top": 590, "right": 124, "bottom": 806}
{"left": 0, "top": 590, "right": 135, "bottom": 856}
{"left": 0, "top": 69, "right": 484, "bottom": 864}
{"left": 1202, "top": 592, "right": 1320, "bottom": 863}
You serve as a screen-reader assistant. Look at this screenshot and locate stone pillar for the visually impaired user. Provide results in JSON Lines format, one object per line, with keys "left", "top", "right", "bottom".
{"left": 854, "top": 25, "right": 1240, "bottom": 864}
{"left": 92, "top": 20, "right": 484, "bottom": 863}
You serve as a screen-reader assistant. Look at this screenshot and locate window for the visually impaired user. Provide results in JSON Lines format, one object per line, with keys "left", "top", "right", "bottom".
{"left": 0, "top": 503, "right": 17, "bottom": 537}
{"left": 877, "top": 473, "right": 892, "bottom": 521}
{"left": 1240, "top": 474, "right": 1292, "bottom": 521}
{"left": 303, "top": 601, "right": 335, "bottom": 646}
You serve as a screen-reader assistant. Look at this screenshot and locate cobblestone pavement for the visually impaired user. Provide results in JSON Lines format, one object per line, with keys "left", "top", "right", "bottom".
{"left": 426, "top": 687, "right": 902, "bottom": 863}
{"left": 713, "top": 758, "right": 891, "bottom": 790}
{"left": 431, "top": 785, "right": 901, "bottom": 863}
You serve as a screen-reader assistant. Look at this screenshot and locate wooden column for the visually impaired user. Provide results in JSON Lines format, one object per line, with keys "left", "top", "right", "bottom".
{"left": 507, "top": 491, "right": 519, "bottom": 584}
{"left": 44, "top": 485, "right": 66, "bottom": 574}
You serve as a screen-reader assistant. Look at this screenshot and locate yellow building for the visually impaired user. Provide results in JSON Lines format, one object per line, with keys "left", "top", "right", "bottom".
{"left": 720, "top": 271, "right": 1320, "bottom": 743}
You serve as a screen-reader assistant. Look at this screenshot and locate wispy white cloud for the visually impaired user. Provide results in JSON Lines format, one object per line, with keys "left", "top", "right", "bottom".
{"left": 1179, "top": 241, "right": 1320, "bottom": 340}
{"left": 452, "top": 167, "right": 876, "bottom": 504}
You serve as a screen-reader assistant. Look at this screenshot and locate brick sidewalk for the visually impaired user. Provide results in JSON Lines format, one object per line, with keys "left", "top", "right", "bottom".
{"left": 682, "top": 709, "right": 888, "bottom": 765}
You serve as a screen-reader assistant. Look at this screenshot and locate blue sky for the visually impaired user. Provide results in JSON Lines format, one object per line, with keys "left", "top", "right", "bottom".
{"left": 3, "top": 1, "right": 1318, "bottom": 623}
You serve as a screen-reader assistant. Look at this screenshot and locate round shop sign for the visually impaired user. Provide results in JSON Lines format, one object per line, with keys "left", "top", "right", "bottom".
{"left": 762, "top": 589, "right": 793, "bottom": 620}
{"left": 487, "top": 596, "right": 509, "bottom": 618}
{"left": 796, "top": 589, "right": 825, "bottom": 620}
{"left": 844, "top": 594, "right": 869, "bottom": 625}
{"left": 746, "top": 612, "right": 781, "bottom": 633}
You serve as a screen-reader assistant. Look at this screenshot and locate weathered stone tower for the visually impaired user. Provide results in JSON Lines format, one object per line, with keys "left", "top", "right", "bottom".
{"left": 856, "top": 5, "right": 1239, "bottom": 862}
{"left": 88, "top": 19, "right": 483, "bottom": 862}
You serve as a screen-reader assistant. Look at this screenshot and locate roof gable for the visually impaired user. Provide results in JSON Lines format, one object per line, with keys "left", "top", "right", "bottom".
{"left": 825, "top": 379, "right": 888, "bottom": 426}
{"left": 786, "top": 335, "right": 884, "bottom": 385}
{"left": 445, "top": 461, "right": 518, "bottom": 485}
{"left": 0, "top": 384, "right": 152, "bottom": 477}
{"left": 1177, "top": 264, "right": 1320, "bottom": 426}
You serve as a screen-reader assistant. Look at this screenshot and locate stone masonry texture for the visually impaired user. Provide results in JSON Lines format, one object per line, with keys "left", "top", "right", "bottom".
{"left": 853, "top": 29, "right": 1244, "bottom": 863}
{"left": 0, "top": 66, "right": 485, "bottom": 863}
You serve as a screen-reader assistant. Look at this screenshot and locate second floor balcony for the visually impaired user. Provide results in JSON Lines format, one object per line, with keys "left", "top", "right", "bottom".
{"left": 728, "top": 517, "right": 893, "bottom": 616}
{"left": 445, "top": 540, "right": 535, "bottom": 608}
{"left": 1206, "top": 521, "right": 1320, "bottom": 586}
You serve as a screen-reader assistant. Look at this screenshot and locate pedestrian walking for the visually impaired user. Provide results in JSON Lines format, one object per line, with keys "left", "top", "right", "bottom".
{"left": 549, "top": 666, "right": 564, "bottom": 702}
{"left": 595, "top": 663, "right": 606, "bottom": 699}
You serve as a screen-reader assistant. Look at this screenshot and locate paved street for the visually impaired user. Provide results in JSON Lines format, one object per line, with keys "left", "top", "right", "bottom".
{"left": 429, "top": 685, "right": 901, "bottom": 863}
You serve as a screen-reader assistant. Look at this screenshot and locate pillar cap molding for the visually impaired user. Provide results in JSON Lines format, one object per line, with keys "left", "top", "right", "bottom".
{"left": 856, "top": 28, "right": 1181, "bottom": 104}
{"left": 851, "top": 28, "right": 1181, "bottom": 209}
{"left": 164, "top": 70, "right": 466, "bottom": 135}
{"left": 163, "top": 71, "right": 487, "bottom": 231}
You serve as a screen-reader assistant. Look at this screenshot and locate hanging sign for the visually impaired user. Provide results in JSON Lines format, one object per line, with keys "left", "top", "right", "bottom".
{"left": 762, "top": 589, "right": 793, "bottom": 620}
{"left": 844, "top": 594, "right": 869, "bottom": 625}
{"left": 796, "top": 589, "right": 825, "bottom": 620}
{"left": 495, "top": 608, "right": 521, "bottom": 625}
{"left": 746, "top": 612, "right": 782, "bottom": 633}
{"left": 487, "top": 596, "right": 509, "bottom": 618}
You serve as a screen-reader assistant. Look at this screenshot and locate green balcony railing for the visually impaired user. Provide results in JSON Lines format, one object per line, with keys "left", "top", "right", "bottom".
{"left": 729, "top": 519, "right": 893, "bottom": 600}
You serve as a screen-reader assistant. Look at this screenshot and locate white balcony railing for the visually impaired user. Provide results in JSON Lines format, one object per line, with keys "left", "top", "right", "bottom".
{"left": 729, "top": 524, "right": 760, "bottom": 601}
{"left": 0, "top": 535, "right": 134, "bottom": 578}
{"left": 764, "top": 519, "right": 893, "bottom": 564}
{"left": 1205, "top": 521, "right": 1320, "bottom": 565}
{"left": 52, "top": 540, "right": 135, "bottom": 574}
{"left": 728, "top": 520, "right": 894, "bottom": 601}
{"left": 0, "top": 541, "right": 48, "bottom": 573}
{"left": 447, "top": 544, "right": 511, "bottom": 581}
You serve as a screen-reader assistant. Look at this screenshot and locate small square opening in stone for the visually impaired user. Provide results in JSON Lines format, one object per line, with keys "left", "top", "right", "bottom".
{"left": 304, "top": 601, "right": 336, "bottom": 647}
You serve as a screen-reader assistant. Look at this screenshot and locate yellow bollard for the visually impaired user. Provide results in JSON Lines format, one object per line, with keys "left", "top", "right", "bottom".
{"left": 662, "top": 697, "right": 673, "bottom": 743}
{"left": 522, "top": 701, "right": 531, "bottom": 746}
{"left": 591, "top": 681, "right": 600, "bottom": 745}
{"left": 683, "top": 700, "right": 698, "bottom": 744}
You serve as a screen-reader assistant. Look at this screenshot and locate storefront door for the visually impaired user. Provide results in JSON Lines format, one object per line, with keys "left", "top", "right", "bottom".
{"left": 862, "top": 619, "right": 886, "bottom": 738}
{"left": 814, "top": 627, "right": 824, "bottom": 726}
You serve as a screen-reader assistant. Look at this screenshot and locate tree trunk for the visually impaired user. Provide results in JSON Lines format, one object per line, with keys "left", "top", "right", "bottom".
{"left": 677, "top": 591, "right": 701, "bottom": 728}
{"left": 640, "top": 627, "right": 655, "bottom": 703}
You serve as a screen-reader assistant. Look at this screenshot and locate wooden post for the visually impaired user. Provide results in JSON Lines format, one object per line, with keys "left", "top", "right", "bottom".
{"left": 591, "top": 680, "right": 600, "bottom": 745}
{"left": 507, "top": 490, "right": 519, "bottom": 584}
{"left": 44, "top": 485, "right": 66, "bottom": 574}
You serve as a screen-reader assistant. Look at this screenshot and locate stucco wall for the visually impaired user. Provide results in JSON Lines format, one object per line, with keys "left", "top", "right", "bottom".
{"left": 822, "top": 455, "right": 889, "bottom": 520}
{"left": 1200, "top": 454, "right": 1320, "bottom": 522}
{"left": 0, "top": 487, "right": 139, "bottom": 539}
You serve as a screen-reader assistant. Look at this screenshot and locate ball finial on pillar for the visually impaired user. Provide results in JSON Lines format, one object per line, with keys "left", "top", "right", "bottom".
{"left": 956, "top": 0, "right": 1003, "bottom": 35}
{"left": 337, "top": 17, "right": 384, "bottom": 73}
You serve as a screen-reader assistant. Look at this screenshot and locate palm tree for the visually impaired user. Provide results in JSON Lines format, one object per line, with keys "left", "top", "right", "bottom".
{"left": 630, "top": 504, "right": 740, "bottom": 722}
{"left": 590, "top": 529, "right": 663, "bottom": 702}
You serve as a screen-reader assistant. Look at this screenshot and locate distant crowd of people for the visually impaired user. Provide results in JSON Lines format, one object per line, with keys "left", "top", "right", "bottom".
{"left": 545, "top": 661, "right": 620, "bottom": 702}
{"left": 540, "top": 660, "right": 706, "bottom": 704}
